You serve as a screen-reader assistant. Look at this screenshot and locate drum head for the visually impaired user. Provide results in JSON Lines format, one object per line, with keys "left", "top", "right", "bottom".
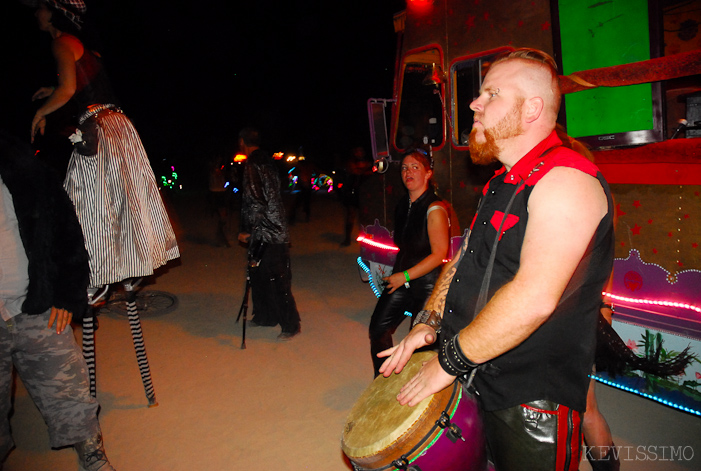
{"left": 342, "top": 351, "right": 439, "bottom": 461}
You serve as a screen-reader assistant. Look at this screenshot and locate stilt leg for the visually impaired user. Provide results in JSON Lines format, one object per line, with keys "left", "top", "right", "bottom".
{"left": 83, "top": 286, "right": 108, "bottom": 398}
{"left": 82, "top": 309, "right": 97, "bottom": 398}
{"left": 124, "top": 280, "right": 158, "bottom": 407}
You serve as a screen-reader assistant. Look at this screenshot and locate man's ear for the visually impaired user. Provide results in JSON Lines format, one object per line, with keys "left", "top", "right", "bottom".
{"left": 524, "top": 97, "right": 544, "bottom": 124}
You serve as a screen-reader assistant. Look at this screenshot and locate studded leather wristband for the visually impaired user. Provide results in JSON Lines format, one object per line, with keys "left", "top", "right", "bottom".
{"left": 412, "top": 309, "right": 442, "bottom": 333}
{"left": 438, "top": 334, "right": 480, "bottom": 377}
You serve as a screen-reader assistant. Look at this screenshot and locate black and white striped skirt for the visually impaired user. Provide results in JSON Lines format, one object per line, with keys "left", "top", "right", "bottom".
{"left": 64, "top": 105, "right": 180, "bottom": 288}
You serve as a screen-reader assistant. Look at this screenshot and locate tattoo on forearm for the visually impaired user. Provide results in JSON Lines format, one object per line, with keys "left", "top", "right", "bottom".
{"left": 426, "top": 235, "right": 469, "bottom": 315}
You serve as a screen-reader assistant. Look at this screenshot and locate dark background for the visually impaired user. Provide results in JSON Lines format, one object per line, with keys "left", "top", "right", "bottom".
{"left": 2, "top": 0, "right": 404, "bottom": 187}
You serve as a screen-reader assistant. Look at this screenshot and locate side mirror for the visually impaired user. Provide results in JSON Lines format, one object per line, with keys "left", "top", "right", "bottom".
{"left": 367, "top": 98, "right": 395, "bottom": 164}
{"left": 373, "top": 156, "right": 389, "bottom": 174}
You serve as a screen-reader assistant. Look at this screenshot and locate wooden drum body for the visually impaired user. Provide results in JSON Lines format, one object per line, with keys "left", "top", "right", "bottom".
{"left": 342, "top": 351, "right": 488, "bottom": 471}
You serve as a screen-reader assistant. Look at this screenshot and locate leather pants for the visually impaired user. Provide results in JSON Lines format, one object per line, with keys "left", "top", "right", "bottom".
{"left": 482, "top": 399, "right": 583, "bottom": 471}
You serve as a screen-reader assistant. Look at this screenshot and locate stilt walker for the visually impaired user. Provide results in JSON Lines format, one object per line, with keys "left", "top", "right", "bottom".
{"left": 28, "top": 0, "right": 180, "bottom": 408}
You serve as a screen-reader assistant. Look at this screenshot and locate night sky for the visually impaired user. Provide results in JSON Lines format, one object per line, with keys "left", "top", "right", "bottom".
{"left": 2, "top": 0, "right": 404, "bottom": 186}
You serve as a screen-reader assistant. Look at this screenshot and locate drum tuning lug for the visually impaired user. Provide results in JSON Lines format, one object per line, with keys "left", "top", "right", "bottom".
{"left": 436, "top": 411, "right": 465, "bottom": 443}
{"left": 436, "top": 411, "right": 450, "bottom": 429}
{"left": 449, "top": 423, "right": 466, "bottom": 442}
{"left": 392, "top": 456, "right": 410, "bottom": 470}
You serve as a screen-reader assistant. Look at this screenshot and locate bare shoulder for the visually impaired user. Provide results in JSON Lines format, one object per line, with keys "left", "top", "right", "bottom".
{"left": 519, "top": 166, "right": 609, "bottom": 296}
{"left": 427, "top": 201, "right": 450, "bottom": 220}
{"left": 52, "top": 34, "right": 83, "bottom": 59}
{"left": 530, "top": 166, "right": 607, "bottom": 219}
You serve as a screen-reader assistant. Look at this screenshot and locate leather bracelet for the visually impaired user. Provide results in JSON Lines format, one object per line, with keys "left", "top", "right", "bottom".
{"left": 412, "top": 309, "right": 442, "bottom": 333}
{"left": 438, "top": 335, "right": 479, "bottom": 377}
{"left": 600, "top": 302, "right": 615, "bottom": 312}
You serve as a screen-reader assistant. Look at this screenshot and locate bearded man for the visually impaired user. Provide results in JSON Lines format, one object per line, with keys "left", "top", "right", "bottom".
{"left": 378, "top": 48, "right": 615, "bottom": 471}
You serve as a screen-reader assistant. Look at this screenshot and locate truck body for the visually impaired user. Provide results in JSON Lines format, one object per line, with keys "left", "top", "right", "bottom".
{"left": 359, "top": 0, "right": 701, "bottom": 415}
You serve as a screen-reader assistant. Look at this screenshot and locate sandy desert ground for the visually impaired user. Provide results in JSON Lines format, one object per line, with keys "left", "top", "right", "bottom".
{"left": 4, "top": 191, "right": 700, "bottom": 471}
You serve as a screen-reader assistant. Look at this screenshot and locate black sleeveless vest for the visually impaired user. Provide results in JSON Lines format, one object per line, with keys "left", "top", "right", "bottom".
{"left": 392, "top": 188, "right": 442, "bottom": 284}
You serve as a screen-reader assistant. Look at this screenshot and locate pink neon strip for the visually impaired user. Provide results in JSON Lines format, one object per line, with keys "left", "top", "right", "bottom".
{"left": 603, "top": 291, "right": 701, "bottom": 315}
{"left": 357, "top": 235, "right": 451, "bottom": 263}
{"left": 356, "top": 235, "right": 400, "bottom": 252}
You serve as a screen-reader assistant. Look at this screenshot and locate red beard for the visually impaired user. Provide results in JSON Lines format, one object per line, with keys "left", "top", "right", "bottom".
{"left": 468, "top": 127, "right": 501, "bottom": 165}
{"left": 469, "top": 99, "right": 525, "bottom": 166}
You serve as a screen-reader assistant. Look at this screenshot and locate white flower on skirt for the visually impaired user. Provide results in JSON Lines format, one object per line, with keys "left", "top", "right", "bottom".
{"left": 68, "top": 129, "right": 84, "bottom": 144}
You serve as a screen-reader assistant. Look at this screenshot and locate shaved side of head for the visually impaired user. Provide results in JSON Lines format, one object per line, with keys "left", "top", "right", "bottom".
{"left": 492, "top": 49, "right": 561, "bottom": 125}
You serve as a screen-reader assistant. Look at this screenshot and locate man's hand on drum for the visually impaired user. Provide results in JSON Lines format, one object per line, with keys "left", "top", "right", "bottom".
{"left": 397, "top": 355, "right": 455, "bottom": 407}
{"left": 377, "top": 324, "right": 437, "bottom": 377}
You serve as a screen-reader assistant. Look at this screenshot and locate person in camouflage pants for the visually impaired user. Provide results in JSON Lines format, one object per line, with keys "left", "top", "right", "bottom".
{"left": 0, "top": 130, "right": 115, "bottom": 470}
{"left": 0, "top": 313, "right": 100, "bottom": 447}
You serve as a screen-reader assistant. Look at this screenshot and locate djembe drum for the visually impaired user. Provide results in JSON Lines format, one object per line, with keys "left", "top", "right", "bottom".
{"left": 342, "top": 351, "right": 488, "bottom": 471}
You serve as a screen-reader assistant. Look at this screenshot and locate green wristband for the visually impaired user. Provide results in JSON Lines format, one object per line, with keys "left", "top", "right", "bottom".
{"left": 404, "top": 271, "right": 410, "bottom": 283}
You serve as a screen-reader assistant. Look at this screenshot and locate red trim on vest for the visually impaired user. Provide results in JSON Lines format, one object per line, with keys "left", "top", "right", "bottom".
{"left": 506, "top": 131, "right": 600, "bottom": 187}
{"left": 490, "top": 211, "right": 520, "bottom": 240}
{"left": 469, "top": 131, "right": 604, "bottom": 232}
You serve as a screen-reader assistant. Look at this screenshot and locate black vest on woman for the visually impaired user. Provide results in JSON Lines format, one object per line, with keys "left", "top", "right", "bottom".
{"left": 392, "top": 188, "right": 442, "bottom": 285}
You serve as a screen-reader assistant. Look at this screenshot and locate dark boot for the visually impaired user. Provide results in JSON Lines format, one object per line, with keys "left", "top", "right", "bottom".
{"left": 75, "top": 434, "right": 116, "bottom": 471}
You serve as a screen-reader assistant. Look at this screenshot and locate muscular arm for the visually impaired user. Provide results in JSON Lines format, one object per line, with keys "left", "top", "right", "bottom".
{"left": 397, "top": 167, "right": 608, "bottom": 405}
{"left": 457, "top": 167, "right": 607, "bottom": 362}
